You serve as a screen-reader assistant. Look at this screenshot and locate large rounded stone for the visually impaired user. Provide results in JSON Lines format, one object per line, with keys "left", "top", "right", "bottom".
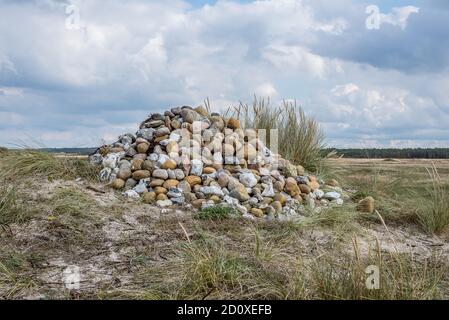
{"left": 166, "top": 141, "right": 179, "bottom": 154}
{"left": 239, "top": 172, "right": 257, "bottom": 188}
{"left": 161, "top": 159, "right": 177, "bottom": 170}
{"left": 132, "top": 170, "right": 151, "bottom": 180}
{"left": 229, "top": 185, "right": 250, "bottom": 202}
{"left": 274, "top": 193, "right": 287, "bottom": 205}
{"left": 227, "top": 118, "right": 241, "bottom": 130}
{"left": 142, "top": 160, "right": 156, "bottom": 172}
{"left": 111, "top": 178, "right": 125, "bottom": 189}
{"left": 195, "top": 106, "right": 209, "bottom": 117}
{"left": 117, "top": 168, "right": 132, "bottom": 180}
{"left": 250, "top": 208, "right": 264, "bottom": 218}
{"left": 327, "top": 179, "right": 339, "bottom": 187}
{"left": 271, "top": 201, "right": 283, "bottom": 213}
{"left": 181, "top": 109, "right": 201, "bottom": 123}
{"left": 299, "top": 184, "right": 311, "bottom": 194}
{"left": 154, "top": 187, "right": 168, "bottom": 195}
{"left": 185, "top": 175, "right": 202, "bottom": 187}
{"left": 174, "top": 169, "right": 185, "bottom": 180}
{"left": 152, "top": 169, "right": 169, "bottom": 180}
{"left": 131, "top": 159, "right": 144, "bottom": 171}
{"left": 163, "top": 179, "right": 179, "bottom": 189}
{"left": 142, "top": 191, "right": 156, "bottom": 204}
{"left": 148, "top": 179, "right": 163, "bottom": 187}
{"left": 285, "top": 177, "right": 300, "bottom": 197}
{"left": 136, "top": 143, "right": 149, "bottom": 154}
{"left": 309, "top": 181, "right": 320, "bottom": 191}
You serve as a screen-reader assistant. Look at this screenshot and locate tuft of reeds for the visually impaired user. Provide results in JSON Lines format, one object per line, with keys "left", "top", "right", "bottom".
{"left": 226, "top": 97, "right": 327, "bottom": 171}
{"left": 416, "top": 166, "right": 449, "bottom": 235}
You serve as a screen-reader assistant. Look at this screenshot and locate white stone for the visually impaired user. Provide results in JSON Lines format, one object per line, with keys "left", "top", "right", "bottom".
{"left": 313, "top": 189, "right": 325, "bottom": 199}
{"left": 223, "top": 195, "right": 239, "bottom": 206}
{"left": 133, "top": 181, "right": 148, "bottom": 194}
{"left": 239, "top": 172, "right": 257, "bottom": 188}
{"left": 99, "top": 168, "right": 112, "bottom": 182}
{"left": 324, "top": 192, "right": 341, "bottom": 201}
{"left": 148, "top": 153, "right": 159, "bottom": 161}
{"left": 157, "top": 200, "right": 173, "bottom": 207}
{"left": 261, "top": 181, "right": 275, "bottom": 197}
{"left": 169, "top": 132, "right": 181, "bottom": 142}
{"left": 122, "top": 190, "right": 140, "bottom": 199}
{"left": 200, "top": 186, "right": 224, "bottom": 197}
{"left": 334, "top": 198, "right": 344, "bottom": 205}
{"left": 259, "top": 167, "right": 271, "bottom": 176}
{"left": 190, "top": 159, "right": 203, "bottom": 176}
{"left": 102, "top": 153, "right": 121, "bottom": 169}
{"left": 242, "top": 213, "right": 255, "bottom": 220}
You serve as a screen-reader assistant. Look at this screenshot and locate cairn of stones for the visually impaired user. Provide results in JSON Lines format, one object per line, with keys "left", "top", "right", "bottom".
{"left": 89, "top": 106, "right": 344, "bottom": 220}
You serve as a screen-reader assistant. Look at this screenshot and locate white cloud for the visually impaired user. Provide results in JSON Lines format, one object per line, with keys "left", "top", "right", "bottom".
{"left": 0, "top": 0, "right": 447, "bottom": 148}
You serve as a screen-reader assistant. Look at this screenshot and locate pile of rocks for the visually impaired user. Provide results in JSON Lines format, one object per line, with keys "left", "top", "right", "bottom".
{"left": 89, "top": 106, "right": 345, "bottom": 220}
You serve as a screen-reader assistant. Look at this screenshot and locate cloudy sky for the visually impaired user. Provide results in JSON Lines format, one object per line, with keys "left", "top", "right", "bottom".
{"left": 1, "top": 0, "right": 448, "bottom": 148}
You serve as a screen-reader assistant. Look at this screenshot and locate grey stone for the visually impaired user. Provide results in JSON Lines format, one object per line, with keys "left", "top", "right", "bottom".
{"left": 181, "top": 109, "right": 201, "bottom": 123}
{"left": 136, "top": 128, "right": 155, "bottom": 141}
{"left": 239, "top": 172, "right": 257, "bottom": 188}
{"left": 190, "top": 159, "right": 203, "bottom": 176}
{"left": 199, "top": 186, "right": 224, "bottom": 197}
{"left": 155, "top": 127, "right": 170, "bottom": 137}
{"left": 152, "top": 169, "right": 169, "bottom": 180}
{"left": 89, "top": 153, "right": 103, "bottom": 165}
{"left": 122, "top": 190, "right": 140, "bottom": 199}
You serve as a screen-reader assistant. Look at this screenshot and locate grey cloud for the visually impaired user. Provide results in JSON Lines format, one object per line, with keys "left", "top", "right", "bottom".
{"left": 0, "top": 0, "right": 448, "bottom": 148}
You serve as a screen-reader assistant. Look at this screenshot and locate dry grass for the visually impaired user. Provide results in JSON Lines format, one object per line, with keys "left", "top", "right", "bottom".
{"left": 0, "top": 251, "right": 38, "bottom": 299}
{"left": 109, "top": 231, "right": 448, "bottom": 300}
{"left": 0, "top": 186, "right": 28, "bottom": 227}
{"left": 0, "top": 149, "right": 99, "bottom": 182}
{"left": 226, "top": 97, "right": 328, "bottom": 171}
{"left": 416, "top": 166, "right": 449, "bottom": 234}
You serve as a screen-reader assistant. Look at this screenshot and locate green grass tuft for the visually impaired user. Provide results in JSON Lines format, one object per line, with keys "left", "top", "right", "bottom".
{"left": 416, "top": 166, "right": 449, "bottom": 235}
{"left": 196, "top": 205, "right": 237, "bottom": 220}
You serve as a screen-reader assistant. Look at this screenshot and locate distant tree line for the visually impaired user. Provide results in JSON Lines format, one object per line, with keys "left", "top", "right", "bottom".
{"left": 3, "top": 146, "right": 449, "bottom": 159}
{"left": 325, "top": 148, "right": 449, "bottom": 159}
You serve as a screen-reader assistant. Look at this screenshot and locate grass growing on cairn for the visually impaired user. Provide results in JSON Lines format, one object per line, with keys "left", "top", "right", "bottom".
{"left": 226, "top": 97, "right": 329, "bottom": 172}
